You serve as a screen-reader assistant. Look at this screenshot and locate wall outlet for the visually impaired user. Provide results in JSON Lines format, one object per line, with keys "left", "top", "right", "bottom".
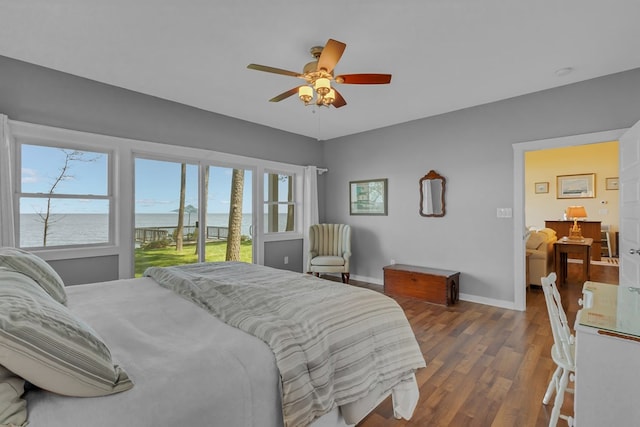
{"left": 283, "top": 256, "right": 289, "bottom": 265}
{"left": 390, "top": 258, "right": 396, "bottom": 265}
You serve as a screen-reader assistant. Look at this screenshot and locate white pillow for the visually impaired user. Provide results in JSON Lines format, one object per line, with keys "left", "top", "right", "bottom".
{"left": 0, "top": 366, "right": 27, "bottom": 427}
{"left": 0, "top": 268, "right": 133, "bottom": 397}
{"left": 0, "top": 247, "right": 67, "bottom": 305}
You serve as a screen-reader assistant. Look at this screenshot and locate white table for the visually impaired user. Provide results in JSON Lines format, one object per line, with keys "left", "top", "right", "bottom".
{"left": 574, "top": 281, "right": 640, "bottom": 426}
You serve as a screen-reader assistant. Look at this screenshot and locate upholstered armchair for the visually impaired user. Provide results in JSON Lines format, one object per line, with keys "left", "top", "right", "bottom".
{"left": 526, "top": 228, "right": 558, "bottom": 287}
{"left": 307, "top": 224, "right": 351, "bottom": 283}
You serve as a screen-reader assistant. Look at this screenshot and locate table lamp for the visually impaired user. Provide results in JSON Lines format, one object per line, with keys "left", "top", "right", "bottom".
{"left": 566, "top": 205, "right": 587, "bottom": 240}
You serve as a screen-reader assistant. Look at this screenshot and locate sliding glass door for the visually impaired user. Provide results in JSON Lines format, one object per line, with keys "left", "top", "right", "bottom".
{"left": 201, "top": 165, "right": 253, "bottom": 263}
{"left": 134, "top": 158, "right": 253, "bottom": 276}
{"left": 134, "top": 158, "right": 199, "bottom": 276}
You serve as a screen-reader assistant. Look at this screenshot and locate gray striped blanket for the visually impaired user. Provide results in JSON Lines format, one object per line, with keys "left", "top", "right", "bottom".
{"left": 145, "top": 262, "right": 425, "bottom": 427}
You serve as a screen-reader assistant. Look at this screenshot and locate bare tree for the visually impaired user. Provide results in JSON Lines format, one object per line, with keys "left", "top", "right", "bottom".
{"left": 37, "top": 149, "right": 95, "bottom": 247}
{"left": 225, "top": 169, "right": 244, "bottom": 261}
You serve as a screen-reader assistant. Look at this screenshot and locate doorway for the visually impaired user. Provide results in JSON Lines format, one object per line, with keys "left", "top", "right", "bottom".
{"left": 513, "top": 129, "right": 627, "bottom": 310}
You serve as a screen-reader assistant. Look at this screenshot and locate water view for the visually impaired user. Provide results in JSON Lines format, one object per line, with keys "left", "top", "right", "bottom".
{"left": 19, "top": 213, "right": 256, "bottom": 248}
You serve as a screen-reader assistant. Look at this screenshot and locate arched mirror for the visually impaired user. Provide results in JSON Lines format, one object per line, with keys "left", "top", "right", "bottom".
{"left": 419, "top": 170, "right": 446, "bottom": 217}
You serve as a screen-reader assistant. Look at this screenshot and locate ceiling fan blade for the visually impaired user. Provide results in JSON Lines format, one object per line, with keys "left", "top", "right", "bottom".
{"left": 335, "top": 74, "right": 392, "bottom": 84}
{"left": 332, "top": 89, "right": 347, "bottom": 108}
{"left": 247, "top": 64, "right": 302, "bottom": 78}
{"left": 317, "top": 39, "right": 346, "bottom": 73}
{"left": 269, "top": 87, "right": 300, "bottom": 102}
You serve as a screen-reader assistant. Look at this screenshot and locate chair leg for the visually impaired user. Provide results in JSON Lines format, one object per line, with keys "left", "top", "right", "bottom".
{"left": 342, "top": 273, "right": 350, "bottom": 284}
{"left": 543, "top": 366, "right": 561, "bottom": 405}
{"left": 548, "top": 368, "right": 570, "bottom": 427}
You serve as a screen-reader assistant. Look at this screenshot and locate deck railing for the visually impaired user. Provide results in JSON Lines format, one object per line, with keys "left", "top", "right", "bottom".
{"left": 135, "top": 226, "right": 230, "bottom": 243}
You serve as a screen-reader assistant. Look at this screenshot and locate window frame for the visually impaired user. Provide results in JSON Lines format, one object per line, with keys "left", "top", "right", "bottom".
{"left": 6, "top": 119, "right": 307, "bottom": 276}
{"left": 262, "top": 167, "right": 303, "bottom": 239}
{"left": 15, "top": 139, "right": 115, "bottom": 251}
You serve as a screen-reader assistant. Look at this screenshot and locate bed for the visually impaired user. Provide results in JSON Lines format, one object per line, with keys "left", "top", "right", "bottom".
{"left": 0, "top": 249, "right": 425, "bottom": 427}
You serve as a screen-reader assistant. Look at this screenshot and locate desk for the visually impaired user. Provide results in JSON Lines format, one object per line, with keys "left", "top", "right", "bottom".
{"left": 554, "top": 238, "right": 592, "bottom": 285}
{"left": 574, "top": 281, "right": 640, "bottom": 426}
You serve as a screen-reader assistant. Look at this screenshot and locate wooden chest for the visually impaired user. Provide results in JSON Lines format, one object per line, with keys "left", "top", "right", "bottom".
{"left": 383, "top": 264, "right": 459, "bottom": 306}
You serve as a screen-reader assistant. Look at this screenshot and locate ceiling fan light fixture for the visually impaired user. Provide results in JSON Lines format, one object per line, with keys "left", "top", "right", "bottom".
{"left": 314, "top": 77, "right": 331, "bottom": 96}
{"left": 247, "top": 38, "right": 391, "bottom": 109}
{"left": 322, "top": 88, "right": 335, "bottom": 106}
{"left": 298, "top": 86, "right": 313, "bottom": 104}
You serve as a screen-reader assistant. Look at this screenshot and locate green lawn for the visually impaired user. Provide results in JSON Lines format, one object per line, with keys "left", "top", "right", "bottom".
{"left": 134, "top": 240, "right": 253, "bottom": 277}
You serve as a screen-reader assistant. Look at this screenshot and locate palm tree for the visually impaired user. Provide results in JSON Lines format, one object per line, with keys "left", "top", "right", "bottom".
{"left": 286, "top": 175, "right": 294, "bottom": 232}
{"left": 195, "top": 168, "right": 209, "bottom": 255}
{"left": 226, "top": 169, "right": 244, "bottom": 261}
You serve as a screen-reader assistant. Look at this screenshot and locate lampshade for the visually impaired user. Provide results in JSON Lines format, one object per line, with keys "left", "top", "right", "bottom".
{"left": 566, "top": 206, "right": 587, "bottom": 219}
{"left": 323, "top": 88, "right": 335, "bottom": 105}
{"left": 298, "top": 86, "right": 313, "bottom": 103}
{"left": 566, "top": 205, "right": 587, "bottom": 240}
{"left": 314, "top": 78, "right": 331, "bottom": 96}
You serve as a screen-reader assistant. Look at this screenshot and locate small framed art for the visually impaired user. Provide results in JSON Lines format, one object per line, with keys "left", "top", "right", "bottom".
{"left": 534, "top": 182, "right": 549, "bottom": 194}
{"left": 349, "top": 178, "right": 388, "bottom": 215}
{"left": 605, "top": 177, "right": 619, "bottom": 190}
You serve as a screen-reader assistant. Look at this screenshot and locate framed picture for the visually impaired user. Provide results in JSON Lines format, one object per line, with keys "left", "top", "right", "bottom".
{"left": 556, "top": 173, "right": 595, "bottom": 199}
{"left": 349, "top": 178, "right": 388, "bottom": 215}
{"left": 534, "top": 182, "right": 549, "bottom": 194}
{"left": 605, "top": 177, "right": 619, "bottom": 190}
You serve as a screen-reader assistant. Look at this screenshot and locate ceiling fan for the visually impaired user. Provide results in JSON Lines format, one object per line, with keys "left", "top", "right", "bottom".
{"left": 247, "top": 38, "right": 392, "bottom": 108}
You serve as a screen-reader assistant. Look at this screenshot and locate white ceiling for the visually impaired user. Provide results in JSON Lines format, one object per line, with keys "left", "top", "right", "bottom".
{"left": 1, "top": 1, "right": 640, "bottom": 141}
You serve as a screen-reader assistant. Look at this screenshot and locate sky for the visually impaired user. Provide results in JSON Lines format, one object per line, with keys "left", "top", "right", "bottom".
{"left": 20, "top": 145, "right": 258, "bottom": 215}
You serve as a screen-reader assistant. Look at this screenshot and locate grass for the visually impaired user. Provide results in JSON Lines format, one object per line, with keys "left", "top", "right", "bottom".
{"left": 134, "top": 240, "right": 253, "bottom": 277}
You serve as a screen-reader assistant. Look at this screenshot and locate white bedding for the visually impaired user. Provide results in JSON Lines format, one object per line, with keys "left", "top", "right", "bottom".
{"left": 146, "top": 262, "right": 425, "bottom": 426}
{"left": 25, "top": 277, "right": 351, "bottom": 427}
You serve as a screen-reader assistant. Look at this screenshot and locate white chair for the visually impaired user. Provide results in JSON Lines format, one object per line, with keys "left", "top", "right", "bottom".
{"left": 307, "top": 224, "right": 351, "bottom": 283}
{"left": 541, "top": 272, "right": 575, "bottom": 427}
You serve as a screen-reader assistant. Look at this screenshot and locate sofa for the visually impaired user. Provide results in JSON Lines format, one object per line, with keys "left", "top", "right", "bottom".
{"left": 526, "top": 228, "right": 557, "bottom": 287}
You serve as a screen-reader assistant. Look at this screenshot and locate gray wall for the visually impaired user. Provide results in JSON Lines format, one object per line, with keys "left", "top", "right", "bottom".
{"left": 48, "top": 256, "right": 119, "bottom": 286}
{"left": 4, "top": 53, "right": 640, "bottom": 302}
{"left": 323, "top": 68, "right": 640, "bottom": 303}
{"left": 264, "top": 240, "right": 304, "bottom": 273}
{"left": 0, "top": 55, "right": 320, "bottom": 164}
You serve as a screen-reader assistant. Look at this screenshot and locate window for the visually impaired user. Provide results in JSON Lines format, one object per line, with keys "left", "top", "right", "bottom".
{"left": 18, "top": 144, "right": 111, "bottom": 248}
{"left": 203, "top": 165, "right": 253, "bottom": 262}
{"left": 134, "top": 158, "right": 199, "bottom": 275}
{"left": 264, "top": 172, "right": 295, "bottom": 233}
{"left": 133, "top": 158, "right": 254, "bottom": 276}
{"left": 5, "top": 119, "right": 309, "bottom": 278}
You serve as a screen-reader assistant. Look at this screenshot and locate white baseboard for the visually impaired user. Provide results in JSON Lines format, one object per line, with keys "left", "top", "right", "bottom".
{"left": 459, "top": 293, "right": 519, "bottom": 311}
{"left": 350, "top": 274, "right": 383, "bottom": 287}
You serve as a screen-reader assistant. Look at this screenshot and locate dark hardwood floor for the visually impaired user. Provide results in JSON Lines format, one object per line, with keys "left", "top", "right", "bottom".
{"left": 328, "top": 262, "right": 619, "bottom": 427}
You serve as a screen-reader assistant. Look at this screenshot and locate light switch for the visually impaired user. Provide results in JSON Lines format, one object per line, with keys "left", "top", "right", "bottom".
{"left": 497, "top": 208, "right": 513, "bottom": 218}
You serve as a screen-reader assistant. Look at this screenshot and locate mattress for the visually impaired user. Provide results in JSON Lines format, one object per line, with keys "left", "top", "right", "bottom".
{"left": 25, "top": 277, "right": 351, "bottom": 427}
